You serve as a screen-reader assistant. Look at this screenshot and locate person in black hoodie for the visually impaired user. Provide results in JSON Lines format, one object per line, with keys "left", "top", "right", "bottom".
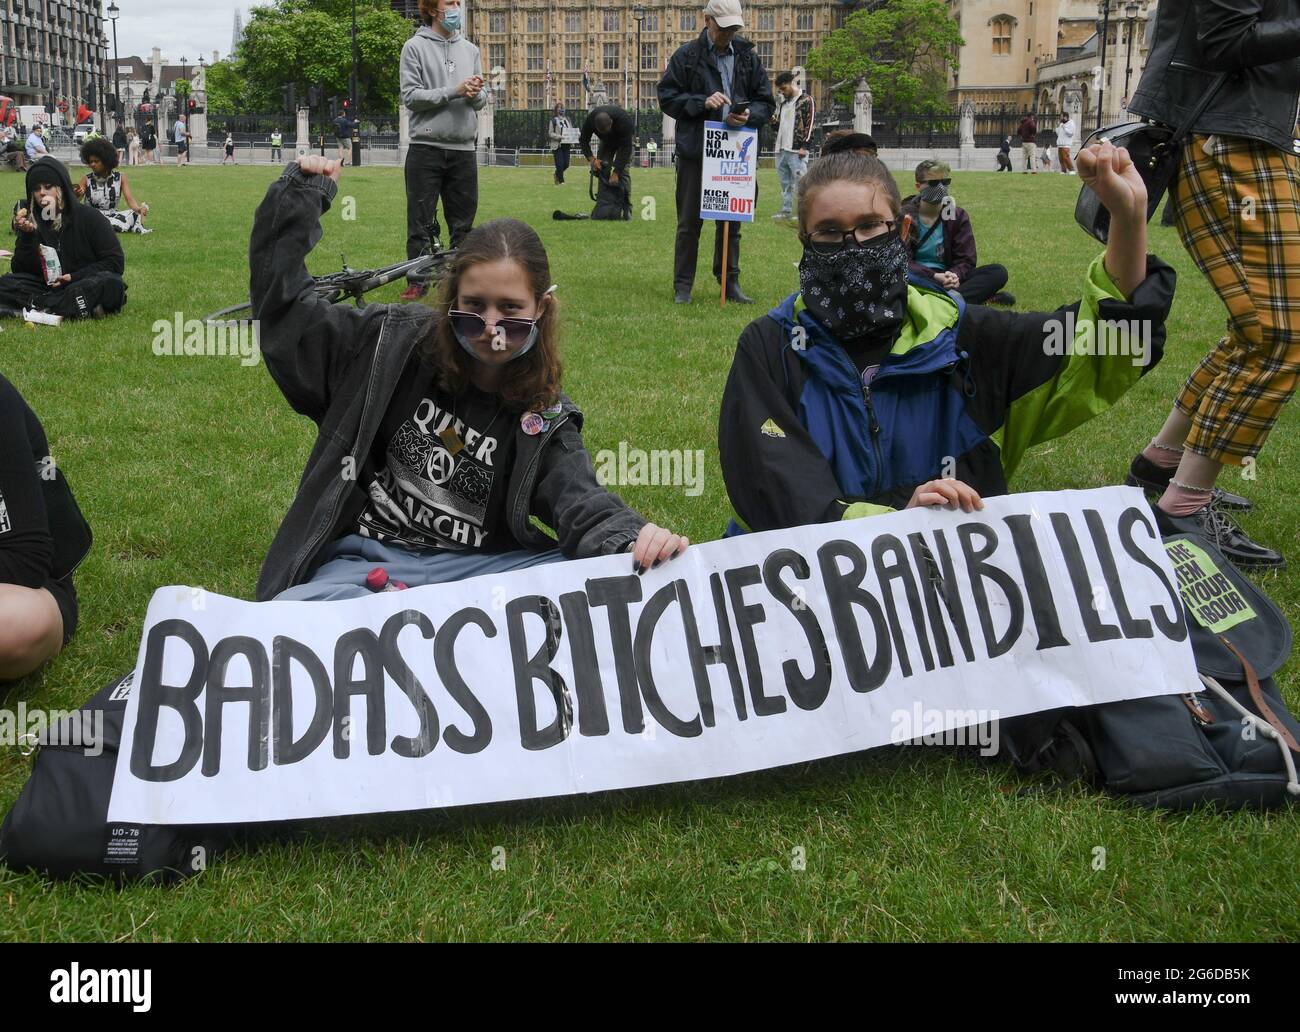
{"left": 0, "top": 373, "right": 92, "bottom": 681}
{"left": 0, "top": 156, "right": 126, "bottom": 319}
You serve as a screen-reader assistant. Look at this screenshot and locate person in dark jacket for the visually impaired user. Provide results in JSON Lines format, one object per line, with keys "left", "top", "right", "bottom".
{"left": 0, "top": 373, "right": 92, "bottom": 681}
{"left": 657, "top": 0, "right": 775, "bottom": 304}
{"left": 579, "top": 104, "right": 634, "bottom": 183}
{"left": 0, "top": 157, "right": 126, "bottom": 319}
{"left": 251, "top": 156, "right": 688, "bottom": 602}
{"left": 719, "top": 143, "right": 1173, "bottom": 535}
{"left": 900, "top": 159, "right": 1014, "bottom": 306}
{"left": 1017, "top": 114, "right": 1037, "bottom": 173}
{"left": 1123, "top": 0, "right": 1300, "bottom": 570}
{"left": 997, "top": 135, "right": 1013, "bottom": 171}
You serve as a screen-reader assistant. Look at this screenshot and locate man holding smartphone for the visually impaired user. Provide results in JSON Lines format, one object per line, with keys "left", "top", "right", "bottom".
{"left": 658, "top": 0, "right": 774, "bottom": 304}
{"left": 399, "top": 0, "right": 486, "bottom": 301}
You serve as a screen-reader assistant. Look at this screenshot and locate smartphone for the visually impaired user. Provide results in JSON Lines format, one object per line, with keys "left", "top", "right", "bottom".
{"left": 731, "top": 102, "right": 750, "bottom": 115}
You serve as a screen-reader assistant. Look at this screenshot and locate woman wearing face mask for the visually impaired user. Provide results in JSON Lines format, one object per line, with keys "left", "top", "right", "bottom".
{"left": 252, "top": 156, "right": 688, "bottom": 602}
{"left": 718, "top": 143, "right": 1175, "bottom": 534}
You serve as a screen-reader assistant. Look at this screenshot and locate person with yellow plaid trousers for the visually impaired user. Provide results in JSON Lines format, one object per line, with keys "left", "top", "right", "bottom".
{"left": 1126, "top": 0, "right": 1300, "bottom": 570}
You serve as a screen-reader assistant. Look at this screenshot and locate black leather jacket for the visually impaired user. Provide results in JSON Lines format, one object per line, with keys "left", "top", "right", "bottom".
{"left": 1129, "top": 0, "right": 1300, "bottom": 153}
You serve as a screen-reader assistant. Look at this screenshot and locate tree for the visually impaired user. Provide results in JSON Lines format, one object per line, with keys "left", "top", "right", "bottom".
{"left": 233, "top": 0, "right": 412, "bottom": 113}
{"left": 806, "top": 0, "right": 964, "bottom": 115}
{"left": 203, "top": 60, "right": 247, "bottom": 115}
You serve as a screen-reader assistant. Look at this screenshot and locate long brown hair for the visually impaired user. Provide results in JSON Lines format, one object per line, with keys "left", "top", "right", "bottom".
{"left": 422, "top": 218, "right": 563, "bottom": 413}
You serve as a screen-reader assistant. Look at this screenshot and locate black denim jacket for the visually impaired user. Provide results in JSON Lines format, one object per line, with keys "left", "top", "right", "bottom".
{"left": 249, "top": 164, "right": 645, "bottom": 600}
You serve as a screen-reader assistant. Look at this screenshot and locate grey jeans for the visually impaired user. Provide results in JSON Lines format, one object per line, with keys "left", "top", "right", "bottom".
{"left": 275, "top": 533, "right": 565, "bottom": 601}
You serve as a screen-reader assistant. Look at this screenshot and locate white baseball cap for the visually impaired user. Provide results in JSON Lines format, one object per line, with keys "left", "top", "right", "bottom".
{"left": 704, "top": 0, "right": 744, "bottom": 29}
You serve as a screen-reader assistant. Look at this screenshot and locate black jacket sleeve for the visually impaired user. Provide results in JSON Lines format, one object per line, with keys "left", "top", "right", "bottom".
{"left": 68, "top": 207, "right": 124, "bottom": 280}
{"left": 11, "top": 201, "right": 40, "bottom": 278}
{"left": 658, "top": 42, "right": 707, "bottom": 123}
{"left": 719, "top": 318, "right": 853, "bottom": 532}
{"left": 1195, "top": 0, "right": 1300, "bottom": 69}
{"left": 0, "top": 376, "right": 54, "bottom": 589}
{"left": 579, "top": 110, "right": 596, "bottom": 159}
{"left": 736, "top": 51, "right": 776, "bottom": 129}
{"left": 530, "top": 418, "right": 645, "bottom": 558}
{"left": 612, "top": 108, "right": 635, "bottom": 172}
{"left": 249, "top": 164, "right": 388, "bottom": 424}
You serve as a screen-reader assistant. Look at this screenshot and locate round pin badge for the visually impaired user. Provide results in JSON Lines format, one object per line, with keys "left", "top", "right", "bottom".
{"left": 541, "top": 403, "right": 563, "bottom": 419}
{"left": 521, "top": 411, "right": 544, "bottom": 435}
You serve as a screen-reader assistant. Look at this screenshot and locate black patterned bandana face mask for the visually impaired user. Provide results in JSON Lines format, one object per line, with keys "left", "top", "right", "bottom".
{"left": 798, "top": 229, "right": 909, "bottom": 346}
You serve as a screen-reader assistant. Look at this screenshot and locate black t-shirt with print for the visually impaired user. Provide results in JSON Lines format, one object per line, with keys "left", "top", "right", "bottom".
{"left": 356, "top": 368, "right": 518, "bottom": 553}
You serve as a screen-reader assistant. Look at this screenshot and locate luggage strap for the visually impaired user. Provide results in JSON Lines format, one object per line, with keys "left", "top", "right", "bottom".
{"left": 1220, "top": 636, "right": 1300, "bottom": 755}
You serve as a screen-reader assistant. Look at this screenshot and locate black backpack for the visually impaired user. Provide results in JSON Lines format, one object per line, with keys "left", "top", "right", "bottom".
{"left": 998, "top": 530, "right": 1300, "bottom": 810}
{"left": 0, "top": 671, "right": 228, "bottom": 882}
{"left": 589, "top": 167, "right": 631, "bottom": 220}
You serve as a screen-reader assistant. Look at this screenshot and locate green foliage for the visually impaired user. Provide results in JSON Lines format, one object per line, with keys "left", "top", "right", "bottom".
{"left": 227, "top": 0, "right": 413, "bottom": 113}
{"left": 806, "top": 0, "right": 964, "bottom": 114}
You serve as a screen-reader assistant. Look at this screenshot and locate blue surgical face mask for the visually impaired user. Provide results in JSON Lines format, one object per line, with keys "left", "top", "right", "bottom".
{"left": 441, "top": 7, "right": 462, "bottom": 31}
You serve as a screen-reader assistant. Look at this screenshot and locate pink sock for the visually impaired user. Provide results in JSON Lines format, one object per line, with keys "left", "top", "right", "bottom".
{"left": 1158, "top": 479, "right": 1212, "bottom": 517}
{"left": 1141, "top": 441, "right": 1183, "bottom": 469}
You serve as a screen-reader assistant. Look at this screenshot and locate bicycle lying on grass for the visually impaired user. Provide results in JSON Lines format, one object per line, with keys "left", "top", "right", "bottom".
{"left": 204, "top": 219, "right": 456, "bottom": 325}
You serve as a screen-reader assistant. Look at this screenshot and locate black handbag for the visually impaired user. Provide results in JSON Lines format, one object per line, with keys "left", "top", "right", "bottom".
{"left": 1074, "top": 72, "right": 1228, "bottom": 242}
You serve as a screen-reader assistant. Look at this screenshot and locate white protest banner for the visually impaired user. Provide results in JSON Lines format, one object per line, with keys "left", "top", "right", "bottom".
{"left": 700, "top": 120, "right": 757, "bottom": 223}
{"left": 108, "top": 487, "right": 1197, "bottom": 826}
{"left": 561, "top": 127, "right": 580, "bottom": 145}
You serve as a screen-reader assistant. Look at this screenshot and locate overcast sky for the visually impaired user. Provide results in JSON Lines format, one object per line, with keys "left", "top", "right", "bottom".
{"left": 111, "top": 0, "right": 250, "bottom": 66}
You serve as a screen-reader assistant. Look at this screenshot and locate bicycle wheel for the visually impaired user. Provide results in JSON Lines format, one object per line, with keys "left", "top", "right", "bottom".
{"left": 203, "top": 276, "right": 357, "bottom": 324}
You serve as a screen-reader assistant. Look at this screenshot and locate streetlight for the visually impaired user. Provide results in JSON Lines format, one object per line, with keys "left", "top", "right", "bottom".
{"left": 1123, "top": 1, "right": 1142, "bottom": 106}
{"left": 1095, "top": 0, "right": 1111, "bottom": 131}
{"left": 108, "top": 2, "right": 121, "bottom": 129}
{"left": 97, "top": 35, "right": 108, "bottom": 134}
{"left": 632, "top": 4, "right": 645, "bottom": 137}
{"left": 350, "top": 0, "right": 361, "bottom": 166}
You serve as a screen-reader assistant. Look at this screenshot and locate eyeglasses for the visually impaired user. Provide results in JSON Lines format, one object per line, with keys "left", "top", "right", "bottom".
{"left": 923, "top": 178, "right": 953, "bottom": 187}
{"left": 448, "top": 309, "right": 539, "bottom": 348}
{"left": 802, "top": 219, "right": 896, "bottom": 254}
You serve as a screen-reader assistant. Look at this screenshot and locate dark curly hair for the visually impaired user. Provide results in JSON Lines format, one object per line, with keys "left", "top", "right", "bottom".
{"left": 79, "top": 136, "right": 118, "bottom": 171}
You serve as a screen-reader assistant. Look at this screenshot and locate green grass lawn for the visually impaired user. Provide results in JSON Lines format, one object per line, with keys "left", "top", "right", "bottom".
{"left": 2, "top": 159, "right": 1298, "bottom": 942}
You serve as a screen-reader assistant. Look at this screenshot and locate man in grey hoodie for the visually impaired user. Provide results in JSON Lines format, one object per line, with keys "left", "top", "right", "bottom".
{"left": 399, "top": 0, "right": 485, "bottom": 300}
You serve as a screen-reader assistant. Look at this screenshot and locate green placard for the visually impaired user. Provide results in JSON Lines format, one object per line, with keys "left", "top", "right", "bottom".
{"left": 1163, "top": 538, "right": 1255, "bottom": 634}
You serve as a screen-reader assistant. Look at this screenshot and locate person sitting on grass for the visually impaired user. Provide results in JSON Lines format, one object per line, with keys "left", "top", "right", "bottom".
{"left": 0, "top": 372, "right": 92, "bottom": 682}
{"left": 718, "top": 142, "right": 1174, "bottom": 534}
{"left": 74, "top": 137, "right": 151, "bottom": 234}
{"left": 0, "top": 157, "right": 126, "bottom": 319}
{"left": 900, "top": 159, "right": 1014, "bottom": 306}
{"left": 251, "top": 156, "right": 689, "bottom": 602}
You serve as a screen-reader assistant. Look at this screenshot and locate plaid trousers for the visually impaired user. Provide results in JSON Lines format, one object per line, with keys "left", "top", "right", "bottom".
{"left": 1170, "top": 127, "right": 1300, "bottom": 464}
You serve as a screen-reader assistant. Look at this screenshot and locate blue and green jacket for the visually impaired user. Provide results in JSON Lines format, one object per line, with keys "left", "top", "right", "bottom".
{"left": 720, "top": 254, "right": 1176, "bottom": 533}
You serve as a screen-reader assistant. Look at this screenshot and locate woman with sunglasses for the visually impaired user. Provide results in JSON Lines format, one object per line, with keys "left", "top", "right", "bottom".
{"left": 900, "top": 159, "right": 1013, "bottom": 306}
{"left": 718, "top": 142, "right": 1175, "bottom": 535}
{"left": 250, "top": 156, "right": 687, "bottom": 603}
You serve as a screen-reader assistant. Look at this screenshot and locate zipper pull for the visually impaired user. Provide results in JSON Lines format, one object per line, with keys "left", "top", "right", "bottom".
{"left": 863, "top": 389, "right": 881, "bottom": 434}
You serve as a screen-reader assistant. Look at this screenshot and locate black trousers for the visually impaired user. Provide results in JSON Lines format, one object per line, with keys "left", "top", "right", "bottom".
{"left": 553, "top": 144, "right": 570, "bottom": 182}
{"left": 405, "top": 144, "right": 479, "bottom": 280}
{"left": 0, "top": 270, "right": 126, "bottom": 318}
{"left": 674, "top": 154, "right": 753, "bottom": 291}
{"left": 956, "top": 264, "right": 1008, "bottom": 304}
